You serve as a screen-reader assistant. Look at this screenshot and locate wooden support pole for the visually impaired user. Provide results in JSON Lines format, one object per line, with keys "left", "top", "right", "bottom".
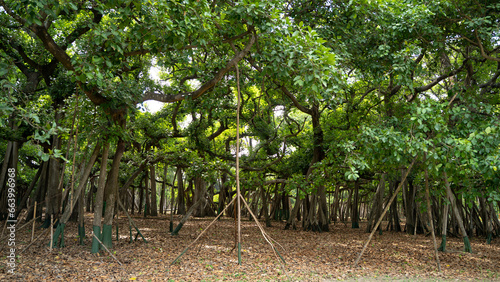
{"left": 354, "top": 156, "right": 416, "bottom": 267}
{"left": 235, "top": 58, "right": 242, "bottom": 265}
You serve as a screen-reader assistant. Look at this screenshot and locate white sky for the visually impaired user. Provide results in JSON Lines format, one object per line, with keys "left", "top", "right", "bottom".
{"left": 140, "top": 65, "right": 165, "bottom": 113}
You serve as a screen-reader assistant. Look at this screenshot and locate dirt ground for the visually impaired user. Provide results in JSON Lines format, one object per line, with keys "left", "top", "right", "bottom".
{"left": 2, "top": 213, "right": 500, "bottom": 281}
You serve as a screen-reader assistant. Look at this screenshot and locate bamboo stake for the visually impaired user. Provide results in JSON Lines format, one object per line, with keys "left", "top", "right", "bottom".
{"left": 117, "top": 199, "right": 147, "bottom": 243}
{"left": 171, "top": 196, "right": 236, "bottom": 265}
{"left": 240, "top": 195, "right": 289, "bottom": 279}
{"left": 354, "top": 156, "right": 417, "bottom": 267}
{"left": 20, "top": 227, "right": 50, "bottom": 254}
{"left": 424, "top": 152, "right": 441, "bottom": 272}
{"left": 91, "top": 231, "right": 130, "bottom": 276}
{"left": 91, "top": 231, "right": 123, "bottom": 265}
{"left": 235, "top": 58, "right": 242, "bottom": 265}
{"left": 0, "top": 216, "right": 40, "bottom": 243}
{"left": 32, "top": 201, "right": 37, "bottom": 241}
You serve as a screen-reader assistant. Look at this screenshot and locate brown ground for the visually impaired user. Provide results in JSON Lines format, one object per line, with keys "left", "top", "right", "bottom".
{"left": 2, "top": 213, "right": 500, "bottom": 281}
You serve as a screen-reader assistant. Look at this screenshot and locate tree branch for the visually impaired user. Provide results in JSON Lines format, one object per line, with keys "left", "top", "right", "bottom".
{"left": 142, "top": 33, "right": 256, "bottom": 103}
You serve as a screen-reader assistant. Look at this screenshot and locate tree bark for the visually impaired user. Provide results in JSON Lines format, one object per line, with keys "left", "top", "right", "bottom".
{"left": 102, "top": 138, "right": 126, "bottom": 249}
{"left": 144, "top": 168, "right": 150, "bottom": 217}
{"left": 51, "top": 142, "right": 101, "bottom": 248}
{"left": 424, "top": 153, "right": 441, "bottom": 271}
{"left": 443, "top": 172, "right": 471, "bottom": 253}
{"left": 352, "top": 181, "right": 360, "bottom": 228}
{"left": 160, "top": 165, "right": 168, "bottom": 214}
{"left": 44, "top": 111, "right": 62, "bottom": 227}
{"left": 91, "top": 142, "right": 110, "bottom": 253}
{"left": 366, "top": 174, "right": 385, "bottom": 233}
{"left": 150, "top": 164, "right": 158, "bottom": 216}
{"left": 176, "top": 167, "right": 186, "bottom": 215}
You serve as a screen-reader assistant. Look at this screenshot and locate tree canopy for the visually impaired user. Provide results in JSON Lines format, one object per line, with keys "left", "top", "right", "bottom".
{"left": 1, "top": 0, "right": 499, "bottom": 274}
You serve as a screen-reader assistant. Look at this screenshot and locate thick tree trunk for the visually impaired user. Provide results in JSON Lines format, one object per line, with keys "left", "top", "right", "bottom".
{"left": 51, "top": 142, "right": 100, "bottom": 248}
{"left": 86, "top": 178, "right": 95, "bottom": 213}
{"left": 404, "top": 177, "right": 424, "bottom": 234}
{"left": 131, "top": 185, "right": 135, "bottom": 215}
{"left": 176, "top": 167, "right": 186, "bottom": 215}
{"left": 102, "top": 138, "right": 126, "bottom": 249}
{"left": 261, "top": 186, "right": 271, "bottom": 227}
{"left": 77, "top": 185, "right": 85, "bottom": 245}
{"left": 138, "top": 176, "right": 144, "bottom": 214}
{"left": 352, "top": 181, "right": 360, "bottom": 228}
{"left": 44, "top": 111, "right": 63, "bottom": 227}
{"left": 479, "top": 197, "right": 491, "bottom": 243}
{"left": 301, "top": 103, "right": 329, "bottom": 232}
{"left": 144, "top": 168, "right": 150, "bottom": 217}
{"left": 193, "top": 177, "right": 208, "bottom": 217}
{"left": 424, "top": 153, "right": 441, "bottom": 271}
{"left": 25, "top": 161, "right": 48, "bottom": 222}
{"left": 282, "top": 189, "right": 290, "bottom": 221}
{"left": 443, "top": 172, "right": 472, "bottom": 253}
{"left": 489, "top": 202, "right": 500, "bottom": 237}
{"left": 0, "top": 118, "right": 22, "bottom": 220}
{"left": 388, "top": 179, "right": 401, "bottom": 232}
{"left": 160, "top": 165, "right": 167, "bottom": 215}
{"left": 285, "top": 185, "right": 301, "bottom": 230}
{"left": 169, "top": 171, "right": 176, "bottom": 232}
{"left": 438, "top": 202, "right": 449, "bottom": 251}
{"left": 218, "top": 172, "right": 228, "bottom": 216}
{"left": 150, "top": 165, "right": 158, "bottom": 216}
{"left": 366, "top": 174, "right": 385, "bottom": 233}
{"left": 0, "top": 141, "right": 20, "bottom": 220}
{"left": 91, "top": 142, "right": 110, "bottom": 253}
{"left": 332, "top": 185, "right": 340, "bottom": 223}
{"left": 15, "top": 165, "right": 42, "bottom": 218}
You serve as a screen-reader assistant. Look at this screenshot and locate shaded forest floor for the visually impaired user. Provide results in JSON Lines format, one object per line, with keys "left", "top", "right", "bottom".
{"left": 2, "top": 213, "right": 500, "bottom": 281}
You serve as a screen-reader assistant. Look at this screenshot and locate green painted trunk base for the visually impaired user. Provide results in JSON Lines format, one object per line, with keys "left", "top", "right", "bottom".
{"left": 171, "top": 222, "right": 183, "bottom": 236}
{"left": 116, "top": 224, "right": 119, "bottom": 241}
{"left": 129, "top": 226, "right": 133, "bottom": 243}
{"left": 238, "top": 242, "right": 241, "bottom": 265}
{"left": 91, "top": 225, "right": 101, "bottom": 253}
{"left": 438, "top": 235, "right": 446, "bottom": 252}
{"left": 463, "top": 236, "right": 472, "bottom": 253}
{"left": 78, "top": 224, "right": 85, "bottom": 245}
{"left": 352, "top": 221, "right": 359, "bottom": 229}
{"left": 102, "top": 224, "right": 113, "bottom": 249}
{"left": 169, "top": 221, "right": 173, "bottom": 233}
{"left": 487, "top": 233, "right": 492, "bottom": 245}
{"left": 50, "top": 223, "right": 65, "bottom": 248}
